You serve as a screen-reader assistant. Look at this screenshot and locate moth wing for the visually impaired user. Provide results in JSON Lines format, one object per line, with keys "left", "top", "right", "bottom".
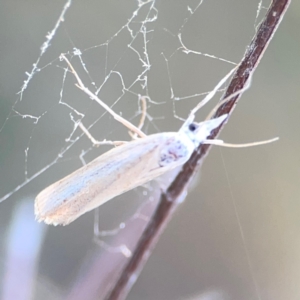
{"left": 35, "top": 132, "right": 190, "bottom": 225}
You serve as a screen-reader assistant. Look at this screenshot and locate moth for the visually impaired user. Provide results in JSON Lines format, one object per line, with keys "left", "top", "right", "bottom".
{"left": 35, "top": 114, "right": 227, "bottom": 225}
{"left": 35, "top": 55, "right": 276, "bottom": 225}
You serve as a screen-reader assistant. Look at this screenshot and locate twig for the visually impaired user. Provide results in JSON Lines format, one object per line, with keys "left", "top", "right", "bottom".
{"left": 105, "top": 1, "right": 291, "bottom": 299}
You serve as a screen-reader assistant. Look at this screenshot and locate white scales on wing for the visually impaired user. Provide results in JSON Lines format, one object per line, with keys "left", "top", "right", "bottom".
{"left": 35, "top": 114, "right": 227, "bottom": 226}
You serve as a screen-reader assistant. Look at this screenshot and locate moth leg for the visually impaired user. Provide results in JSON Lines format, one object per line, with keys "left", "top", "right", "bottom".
{"left": 78, "top": 122, "right": 127, "bottom": 147}
{"left": 60, "top": 54, "right": 147, "bottom": 139}
{"left": 129, "top": 95, "right": 148, "bottom": 140}
{"left": 203, "top": 137, "right": 279, "bottom": 148}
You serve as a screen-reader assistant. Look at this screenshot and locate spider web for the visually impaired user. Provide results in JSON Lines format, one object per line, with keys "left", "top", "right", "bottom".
{"left": 0, "top": 0, "right": 263, "bottom": 206}
{"left": 0, "top": 1, "right": 280, "bottom": 300}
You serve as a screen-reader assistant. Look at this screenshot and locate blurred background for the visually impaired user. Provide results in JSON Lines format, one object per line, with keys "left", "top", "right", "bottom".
{"left": 0, "top": 1, "right": 299, "bottom": 300}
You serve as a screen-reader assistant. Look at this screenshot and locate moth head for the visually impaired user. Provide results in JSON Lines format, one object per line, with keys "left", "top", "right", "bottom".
{"left": 180, "top": 114, "right": 228, "bottom": 146}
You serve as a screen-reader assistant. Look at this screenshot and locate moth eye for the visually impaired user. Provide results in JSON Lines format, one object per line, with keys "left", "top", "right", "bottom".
{"left": 188, "top": 123, "right": 198, "bottom": 132}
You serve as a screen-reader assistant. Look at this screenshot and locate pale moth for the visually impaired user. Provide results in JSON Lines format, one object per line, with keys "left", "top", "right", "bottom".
{"left": 35, "top": 55, "right": 277, "bottom": 226}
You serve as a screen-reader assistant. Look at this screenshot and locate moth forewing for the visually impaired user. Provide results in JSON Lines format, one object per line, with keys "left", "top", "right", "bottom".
{"left": 35, "top": 131, "right": 195, "bottom": 225}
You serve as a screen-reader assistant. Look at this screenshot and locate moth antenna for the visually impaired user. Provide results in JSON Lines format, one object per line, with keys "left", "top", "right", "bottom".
{"left": 190, "top": 67, "right": 236, "bottom": 117}
{"left": 204, "top": 78, "right": 252, "bottom": 121}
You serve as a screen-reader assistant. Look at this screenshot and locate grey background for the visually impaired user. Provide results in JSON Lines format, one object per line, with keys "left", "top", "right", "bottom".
{"left": 0, "top": 1, "right": 299, "bottom": 300}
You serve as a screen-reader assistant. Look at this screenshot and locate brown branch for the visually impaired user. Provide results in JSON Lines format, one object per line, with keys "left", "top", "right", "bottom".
{"left": 105, "top": 1, "right": 291, "bottom": 299}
